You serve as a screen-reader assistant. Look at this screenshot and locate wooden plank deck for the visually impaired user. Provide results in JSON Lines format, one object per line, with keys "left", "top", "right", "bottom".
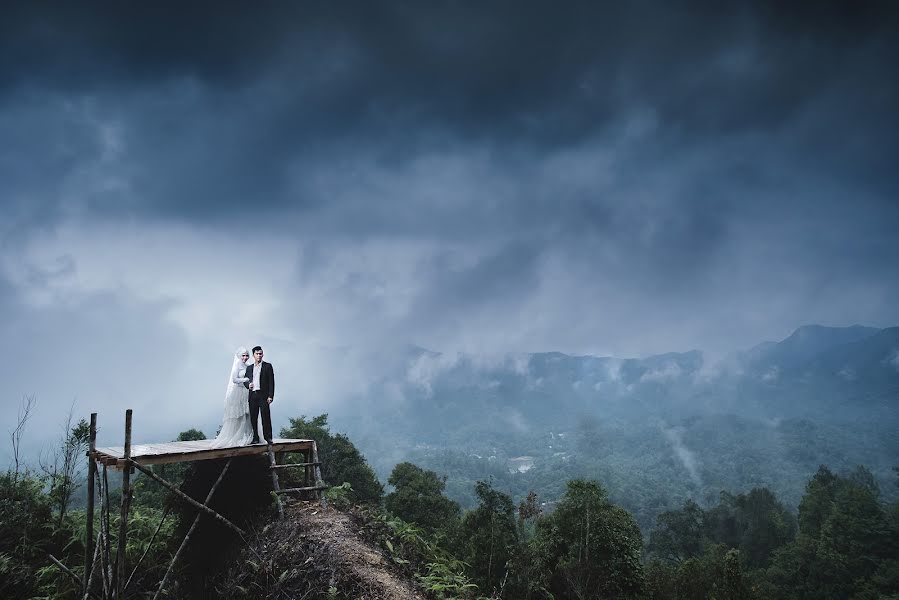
{"left": 93, "top": 438, "right": 315, "bottom": 469}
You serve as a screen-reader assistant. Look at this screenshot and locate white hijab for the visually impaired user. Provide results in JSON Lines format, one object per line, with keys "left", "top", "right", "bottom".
{"left": 226, "top": 347, "right": 249, "bottom": 393}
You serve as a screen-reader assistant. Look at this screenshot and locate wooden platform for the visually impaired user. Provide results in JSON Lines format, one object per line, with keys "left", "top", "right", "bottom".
{"left": 93, "top": 438, "right": 315, "bottom": 469}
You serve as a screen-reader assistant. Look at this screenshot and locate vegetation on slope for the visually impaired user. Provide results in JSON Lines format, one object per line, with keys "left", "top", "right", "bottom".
{"left": 2, "top": 407, "right": 897, "bottom": 599}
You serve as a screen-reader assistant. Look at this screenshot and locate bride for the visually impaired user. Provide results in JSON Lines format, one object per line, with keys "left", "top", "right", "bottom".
{"left": 211, "top": 347, "right": 255, "bottom": 448}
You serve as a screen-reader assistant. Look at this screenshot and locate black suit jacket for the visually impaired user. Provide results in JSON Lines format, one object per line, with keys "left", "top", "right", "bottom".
{"left": 244, "top": 361, "right": 275, "bottom": 400}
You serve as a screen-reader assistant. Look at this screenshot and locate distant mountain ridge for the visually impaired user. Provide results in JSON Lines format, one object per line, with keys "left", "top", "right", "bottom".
{"left": 336, "top": 324, "right": 899, "bottom": 520}
{"left": 741, "top": 324, "right": 882, "bottom": 371}
{"left": 348, "top": 325, "right": 899, "bottom": 439}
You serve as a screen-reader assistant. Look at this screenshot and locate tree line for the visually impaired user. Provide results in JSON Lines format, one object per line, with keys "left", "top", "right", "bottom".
{"left": 2, "top": 408, "right": 897, "bottom": 599}
{"left": 275, "top": 414, "right": 899, "bottom": 599}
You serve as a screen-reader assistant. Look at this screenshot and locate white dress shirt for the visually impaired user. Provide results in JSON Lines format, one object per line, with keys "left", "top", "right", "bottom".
{"left": 252, "top": 361, "right": 262, "bottom": 392}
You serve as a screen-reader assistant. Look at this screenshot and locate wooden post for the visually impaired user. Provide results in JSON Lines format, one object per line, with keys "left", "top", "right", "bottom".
{"left": 269, "top": 461, "right": 322, "bottom": 470}
{"left": 123, "top": 505, "right": 170, "bottom": 595}
{"left": 312, "top": 441, "right": 327, "bottom": 508}
{"left": 273, "top": 485, "right": 329, "bottom": 494}
{"left": 46, "top": 553, "right": 99, "bottom": 599}
{"left": 267, "top": 443, "right": 284, "bottom": 517}
{"left": 84, "top": 413, "right": 97, "bottom": 598}
{"left": 130, "top": 461, "right": 246, "bottom": 536}
{"left": 303, "top": 448, "right": 310, "bottom": 487}
{"left": 152, "top": 459, "right": 233, "bottom": 600}
{"left": 115, "top": 409, "right": 132, "bottom": 600}
{"left": 81, "top": 531, "right": 102, "bottom": 600}
{"left": 100, "top": 465, "right": 112, "bottom": 598}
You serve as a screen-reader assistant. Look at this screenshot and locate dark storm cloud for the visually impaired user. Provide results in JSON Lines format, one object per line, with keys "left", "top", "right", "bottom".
{"left": 412, "top": 240, "right": 543, "bottom": 314}
{"left": 5, "top": 1, "right": 895, "bottom": 133}
{"left": 2, "top": 2, "right": 899, "bottom": 461}
{"left": 1, "top": 0, "right": 898, "bottom": 362}
{"left": 3, "top": 1, "right": 897, "bottom": 188}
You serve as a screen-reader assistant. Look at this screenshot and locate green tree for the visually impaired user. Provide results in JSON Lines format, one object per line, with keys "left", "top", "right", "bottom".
{"left": 644, "top": 560, "right": 677, "bottom": 600}
{"left": 672, "top": 552, "right": 716, "bottom": 600}
{"left": 459, "top": 480, "right": 519, "bottom": 596}
{"left": 280, "top": 414, "right": 384, "bottom": 504}
{"left": 501, "top": 491, "right": 547, "bottom": 600}
{"left": 797, "top": 465, "right": 840, "bottom": 539}
{"left": 177, "top": 428, "right": 206, "bottom": 441}
{"left": 648, "top": 498, "right": 705, "bottom": 564}
{"left": 385, "top": 462, "right": 460, "bottom": 533}
{"left": 848, "top": 465, "right": 880, "bottom": 495}
{"left": 813, "top": 481, "right": 892, "bottom": 598}
{"left": 722, "top": 548, "right": 751, "bottom": 600}
{"left": 670, "top": 545, "right": 752, "bottom": 600}
{"left": 646, "top": 545, "right": 754, "bottom": 600}
{"left": 737, "top": 488, "right": 795, "bottom": 569}
{"left": 761, "top": 535, "right": 818, "bottom": 599}
{"left": 762, "top": 467, "right": 898, "bottom": 599}
{"left": 0, "top": 471, "right": 54, "bottom": 600}
{"left": 704, "top": 487, "right": 796, "bottom": 569}
{"left": 534, "top": 479, "right": 644, "bottom": 599}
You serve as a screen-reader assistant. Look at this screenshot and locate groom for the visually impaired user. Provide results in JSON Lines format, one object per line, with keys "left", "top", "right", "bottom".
{"left": 244, "top": 345, "right": 275, "bottom": 444}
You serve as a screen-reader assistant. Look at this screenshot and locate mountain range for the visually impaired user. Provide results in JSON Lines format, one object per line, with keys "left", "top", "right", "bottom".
{"left": 346, "top": 324, "right": 899, "bottom": 439}
{"left": 334, "top": 324, "right": 898, "bottom": 520}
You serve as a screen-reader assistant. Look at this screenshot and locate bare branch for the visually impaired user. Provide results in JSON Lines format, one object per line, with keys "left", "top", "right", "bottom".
{"left": 38, "top": 399, "right": 90, "bottom": 526}
{"left": 9, "top": 394, "right": 36, "bottom": 487}
{"left": 45, "top": 552, "right": 103, "bottom": 600}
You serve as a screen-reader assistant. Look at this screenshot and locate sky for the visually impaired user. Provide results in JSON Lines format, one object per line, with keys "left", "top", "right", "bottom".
{"left": 2, "top": 1, "right": 898, "bottom": 455}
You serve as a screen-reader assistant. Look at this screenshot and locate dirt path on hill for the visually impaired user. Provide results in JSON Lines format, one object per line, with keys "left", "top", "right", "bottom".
{"left": 285, "top": 501, "right": 427, "bottom": 600}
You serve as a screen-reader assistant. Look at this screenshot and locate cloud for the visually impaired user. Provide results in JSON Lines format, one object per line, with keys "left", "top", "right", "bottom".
{"left": 641, "top": 361, "right": 684, "bottom": 383}
{"left": 4, "top": 2, "right": 898, "bottom": 226}
{"left": 761, "top": 366, "right": 780, "bottom": 382}
{"left": 503, "top": 409, "right": 530, "bottom": 434}
{"left": 3, "top": 3, "right": 896, "bottom": 146}
{"left": 661, "top": 424, "right": 702, "bottom": 486}
{"left": 405, "top": 352, "right": 461, "bottom": 397}
{"left": 887, "top": 350, "right": 899, "bottom": 372}
{"left": 838, "top": 367, "right": 857, "bottom": 381}
{"left": 1, "top": 2, "right": 898, "bottom": 454}
{"left": 602, "top": 360, "right": 624, "bottom": 384}
{"left": 403, "top": 350, "right": 532, "bottom": 397}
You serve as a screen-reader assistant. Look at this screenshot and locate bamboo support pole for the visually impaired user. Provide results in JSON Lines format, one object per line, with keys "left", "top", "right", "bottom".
{"left": 101, "top": 464, "right": 112, "bottom": 598}
{"left": 312, "top": 441, "right": 327, "bottom": 508}
{"left": 152, "top": 459, "right": 233, "bottom": 600}
{"left": 267, "top": 443, "right": 284, "bottom": 517}
{"left": 47, "top": 552, "right": 82, "bottom": 586}
{"left": 115, "top": 409, "right": 133, "bottom": 599}
{"left": 123, "top": 504, "right": 171, "bottom": 595}
{"left": 130, "top": 461, "right": 246, "bottom": 536}
{"left": 273, "top": 485, "right": 329, "bottom": 494}
{"left": 269, "top": 461, "right": 322, "bottom": 470}
{"left": 82, "top": 530, "right": 102, "bottom": 600}
{"left": 84, "top": 413, "right": 97, "bottom": 598}
{"left": 65, "top": 412, "right": 324, "bottom": 600}
{"left": 47, "top": 552, "right": 104, "bottom": 600}
{"left": 304, "top": 449, "right": 310, "bottom": 487}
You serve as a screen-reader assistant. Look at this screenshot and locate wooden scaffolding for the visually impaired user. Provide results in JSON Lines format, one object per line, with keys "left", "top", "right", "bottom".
{"left": 65, "top": 409, "right": 327, "bottom": 600}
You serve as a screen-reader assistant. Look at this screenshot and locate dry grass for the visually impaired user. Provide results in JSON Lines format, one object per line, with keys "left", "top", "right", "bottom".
{"left": 217, "top": 500, "right": 427, "bottom": 600}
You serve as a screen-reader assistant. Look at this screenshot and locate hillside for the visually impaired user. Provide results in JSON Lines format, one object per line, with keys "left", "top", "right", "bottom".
{"left": 218, "top": 501, "right": 427, "bottom": 599}
{"left": 332, "top": 325, "right": 899, "bottom": 527}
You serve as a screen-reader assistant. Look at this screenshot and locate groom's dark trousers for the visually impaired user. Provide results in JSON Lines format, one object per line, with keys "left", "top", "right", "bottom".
{"left": 248, "top": 391, "right": 273, "bottom": 442}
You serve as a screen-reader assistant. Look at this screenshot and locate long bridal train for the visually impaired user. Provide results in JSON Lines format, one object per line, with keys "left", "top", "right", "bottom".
{"left": 211, "top": 348, "right": 255, "bottom": 448}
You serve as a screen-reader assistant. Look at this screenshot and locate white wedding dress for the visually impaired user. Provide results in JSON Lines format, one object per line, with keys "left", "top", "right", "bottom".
{"left": 210, "top": 349, "right": 255, "bottom": 448}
